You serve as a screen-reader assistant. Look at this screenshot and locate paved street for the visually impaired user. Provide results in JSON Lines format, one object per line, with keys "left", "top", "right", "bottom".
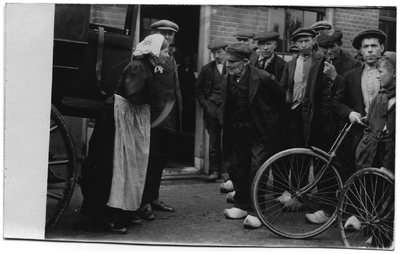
{"left": 45, "top": 175, "right": 344, "bottom": 248}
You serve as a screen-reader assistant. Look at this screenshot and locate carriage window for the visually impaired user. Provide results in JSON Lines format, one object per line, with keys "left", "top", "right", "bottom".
{"left": 89, "top": 4, "right": 129, "bottom": 34}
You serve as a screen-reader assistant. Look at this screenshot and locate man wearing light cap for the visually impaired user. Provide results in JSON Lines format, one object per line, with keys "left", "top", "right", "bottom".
{"left": 317, "top": 29, "right": 387, "bottom": 225}
{"left": 194, "top": 41, "right": 228, "bottom": 182}
{"left": 233, "top": 30, "right": 259, "bottom": 63}
{"left": 311, "top": 20, "right": 333, "bottom": 54}
{"left": 140, "top": 19, "right": 183, "bottom": 220}
{"left": 301, "top": 30, "right": 361, "bottom": 224}
{"left": 220, "top": 43, "right": 285, "bottom": 229}
{"left": 311, "top": 20, "right": 333, "bottom": 35}
{"left": 250, "top": 31, "right": 286, "bottom": 82}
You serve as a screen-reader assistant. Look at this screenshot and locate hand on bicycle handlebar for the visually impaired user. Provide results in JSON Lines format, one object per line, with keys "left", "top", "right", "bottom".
{"left": 349, "top": 111, "right": 367, "bottom": 126}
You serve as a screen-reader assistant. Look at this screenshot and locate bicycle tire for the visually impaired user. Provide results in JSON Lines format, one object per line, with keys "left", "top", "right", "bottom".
{"left": 46, "top": 105, "right": 78, "bottom": 233}
{"left": 337, "top": 167, "right": 394, "bottom": 249}
{"left": 251, "top": 148, "right": 343, "bottom": 239}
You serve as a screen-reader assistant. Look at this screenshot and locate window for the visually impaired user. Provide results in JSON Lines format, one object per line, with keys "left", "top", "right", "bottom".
{"left": 269, "top": 7, "right": 325, "bottom": 53}
{"left": 89, "top": 5, "right": 129, "bottom": 34}
{"left": 379, "top": 7, "right": 396, "bottom": 52}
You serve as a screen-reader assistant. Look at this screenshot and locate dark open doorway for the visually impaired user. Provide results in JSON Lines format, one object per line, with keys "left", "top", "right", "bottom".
{"left": 140, "top": 5, "right": 201, "bottom": 166}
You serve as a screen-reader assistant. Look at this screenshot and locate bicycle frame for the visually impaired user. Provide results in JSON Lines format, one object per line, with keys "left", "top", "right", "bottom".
{"left": 294, "top": 122, "right": 354, "bottom": 197}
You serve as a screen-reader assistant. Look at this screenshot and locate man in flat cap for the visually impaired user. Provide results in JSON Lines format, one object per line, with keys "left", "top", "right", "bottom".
{"left": 140, "top": 19, "right": 183, "bottom": 220}
{"left": 220, "top": 43, "right": 286, "bottom": 229}
{"left": 194, "top": 41, "right": 228, "bottom": 182}
{"left": 312, "top": 29, "right": 387, "bottom": 225}
{"left": 289, "top": 45, "right": 299, "bottom": 60}
{"left": 311, "top": 20, "right": 333, "bottom": 36}
{"left": 311, "top": 20, "right": 333, "bottom": 54}
{"left": 233, "top": 30, "right": 259, "bottom": 63}
{"left": 277, "top": 28, "right": 320, "bottom": 202}
{"left": 250, "top": 31, "right": 286, "bottom": 82}
{"left": 301, "top": 30, "right": 361, "bottom": 224}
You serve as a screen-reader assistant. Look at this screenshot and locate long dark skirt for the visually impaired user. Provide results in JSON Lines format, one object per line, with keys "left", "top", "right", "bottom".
{"left": 79, "top": 97, "right": 115, "bottom": 222}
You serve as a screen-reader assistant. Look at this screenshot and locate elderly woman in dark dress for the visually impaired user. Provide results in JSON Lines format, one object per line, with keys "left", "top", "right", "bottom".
{"left": 80, "top": 34, "right": 169, "bottom": 233}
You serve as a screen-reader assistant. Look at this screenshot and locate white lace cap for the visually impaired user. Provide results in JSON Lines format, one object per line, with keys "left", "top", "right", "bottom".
{"left": 133, "top": 34, "right": 165, "bottom": 58}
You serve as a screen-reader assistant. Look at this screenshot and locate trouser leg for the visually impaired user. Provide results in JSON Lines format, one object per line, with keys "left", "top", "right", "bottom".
{"left": 206, "top": 102, "right": 223, "bottom": 175}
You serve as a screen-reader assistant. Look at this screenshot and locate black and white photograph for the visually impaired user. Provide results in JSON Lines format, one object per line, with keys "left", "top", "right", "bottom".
{"left": 2, "top": 2, "right": 397, "bottom": 252}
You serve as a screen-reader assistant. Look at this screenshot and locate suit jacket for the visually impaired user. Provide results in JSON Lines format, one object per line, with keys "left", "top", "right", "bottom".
{"left": 302, "top": 50, "right": 361, "bottom": 145}
{"left": 332, "top": 64, "right": 368, "bottom": 138}
{"left": 280, "top": 51, "right": 322, "bottom": 104}
{"left": 150, "top": 56, "right": 183, "bottom": 132}
{"left": 194, "top": 60, "right": 227, "bottom": 108}
{"left": 220, "top": 65, "right": 286, "bottom": 160}
{"left": 249, "top": 53, "right": 286, "bottom": 82}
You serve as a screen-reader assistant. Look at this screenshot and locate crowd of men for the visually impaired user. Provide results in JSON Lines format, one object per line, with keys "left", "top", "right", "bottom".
{"left": 193, "top": 20, "right": 395, "bottom": 229}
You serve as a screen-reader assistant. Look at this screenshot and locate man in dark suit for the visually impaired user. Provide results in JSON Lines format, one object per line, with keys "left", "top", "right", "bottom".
{"left": 140, "top": 20, "right": 183, "bottom": 220}
{"left": 250, "top": 31, "right": 286, "bottom": 82}
{"left": 194, "top": 41, "right": 228, "bottom": 182}
{"left": 220, "top": 43, "right": 285, "bottom": 229}
{"left": 303, "top": 30, "right": 361, "bottom": 152}
{"left": 305, "top": 29, "right": 386, "bottom": 225}
{"left": 332, "top": 29, "right": 386, "bottom": 174}
{"left": 301, "top": 30, "right": 361, "bottom": 224}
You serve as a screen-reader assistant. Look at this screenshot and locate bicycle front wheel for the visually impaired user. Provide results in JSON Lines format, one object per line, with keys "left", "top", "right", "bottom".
{"left": 251, "top": 148, "right": 343, "bottom": 239}
{"left": 337, "top": 167, "right": 394, "bottom": 249}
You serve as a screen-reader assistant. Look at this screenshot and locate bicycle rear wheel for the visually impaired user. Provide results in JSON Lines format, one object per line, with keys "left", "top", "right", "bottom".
{"left": 251, "top": 148, "right": 343, "bottom": 239}
{"left": 337, "top": 167, "right": 394, "bottom": 249}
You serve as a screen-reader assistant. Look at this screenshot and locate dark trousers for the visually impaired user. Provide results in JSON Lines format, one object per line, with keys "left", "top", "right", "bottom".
{"left": 229, "top": 124, "right": 271, "bottom": 215}
{"left": 205, "top": 101, "right": 223, "bottom": 174}
{"left": 141, "top": 128, "right": 176, "bottom": 205}
{"left": 277, "top": 105, "right": 307, "bottom": 193}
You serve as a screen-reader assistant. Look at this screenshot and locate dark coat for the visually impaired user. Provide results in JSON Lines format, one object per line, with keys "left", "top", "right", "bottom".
{"left": 194, "top": 60, "right": 227, "bottom": 108}
{"left": 150, "top": 56, "right": 183, "bottom": 132}
{"left": 332, "top": 64, "right": 368, "bottom": 136}
{"left": 280, "top": 51, "right": 322, "bottom": 104}
{"left": 249, "top": 52, "right": 286, "bottom": 82}
{"left": 355, "top": 93, "right": 395, "bottom": 171}
{"left": 302, "top": 50, "right": 361, "bottom": 145}
{"left": 220, "top": 65, "right": 286, "bottom": 160}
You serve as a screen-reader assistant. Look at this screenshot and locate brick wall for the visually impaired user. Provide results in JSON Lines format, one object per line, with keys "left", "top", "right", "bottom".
{"left": 333, "top": 8, "right": 380, "bottom": 56}
{"left": 210, "top": 6, "right": 269, "bottom": 43}
{"left": 90, "top": 4, "right": 128, "bottom": 29}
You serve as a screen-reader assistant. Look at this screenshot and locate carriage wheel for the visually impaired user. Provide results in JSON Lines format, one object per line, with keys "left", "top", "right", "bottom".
{"left": 251, "top": 148, "right": 343, "bottom": 239}
{"left": 337, "top": 167, "right": 394, "bottom": 249}
{"left": 46, "top": 105, "right": 77, "bottom": 233}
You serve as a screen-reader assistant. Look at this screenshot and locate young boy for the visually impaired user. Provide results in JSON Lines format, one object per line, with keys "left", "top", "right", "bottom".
{"left": 355, "top": 51, "right": 396, "bottom": 172}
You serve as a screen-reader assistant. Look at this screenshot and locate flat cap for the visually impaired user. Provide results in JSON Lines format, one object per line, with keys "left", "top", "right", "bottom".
{"left": 207, "top": 41, "right": 228, "bottom": 50}
{"left": 233, "top": 30, "right": 255, "bottom": 39}
{"left": 311, "top": 21, "right": 333, "bottom": 32}
{"left": 253, "top": 31, "right": 280, "bottom": 41}
{"left": 292, "top": 27, "right": 317, "bottom": 42}
{"left": 225, "top": 42, "right": 253, "bottom": 61}
{"left": 150, "top": 19, "right": 179, "bottom": 32}
{"left": 317, "top": 30, "right": 343, "bottom": 46}
{"left": 380, "top": 51, "right": 396, "bottom": 67}
{"left": 352, "top": 29, "right": 387, "bottom": 49}
{"left": 289, "top": 45, "right": 299, "bottom": 53}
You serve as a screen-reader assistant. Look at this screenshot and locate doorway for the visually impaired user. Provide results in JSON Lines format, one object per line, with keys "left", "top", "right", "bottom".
{"left": 140, "top": 5, "right": 201, "bottom": 167}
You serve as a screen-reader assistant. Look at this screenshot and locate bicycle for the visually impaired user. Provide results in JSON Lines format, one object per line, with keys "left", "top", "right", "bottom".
{"left": 251, "top": 121, "right": 395, "bottom": 248}
{"left": 337, "top": 167, "right": 394, "bottom": 249}
{"left": 251, "top": 122, "right": 353, "bottom": 239}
